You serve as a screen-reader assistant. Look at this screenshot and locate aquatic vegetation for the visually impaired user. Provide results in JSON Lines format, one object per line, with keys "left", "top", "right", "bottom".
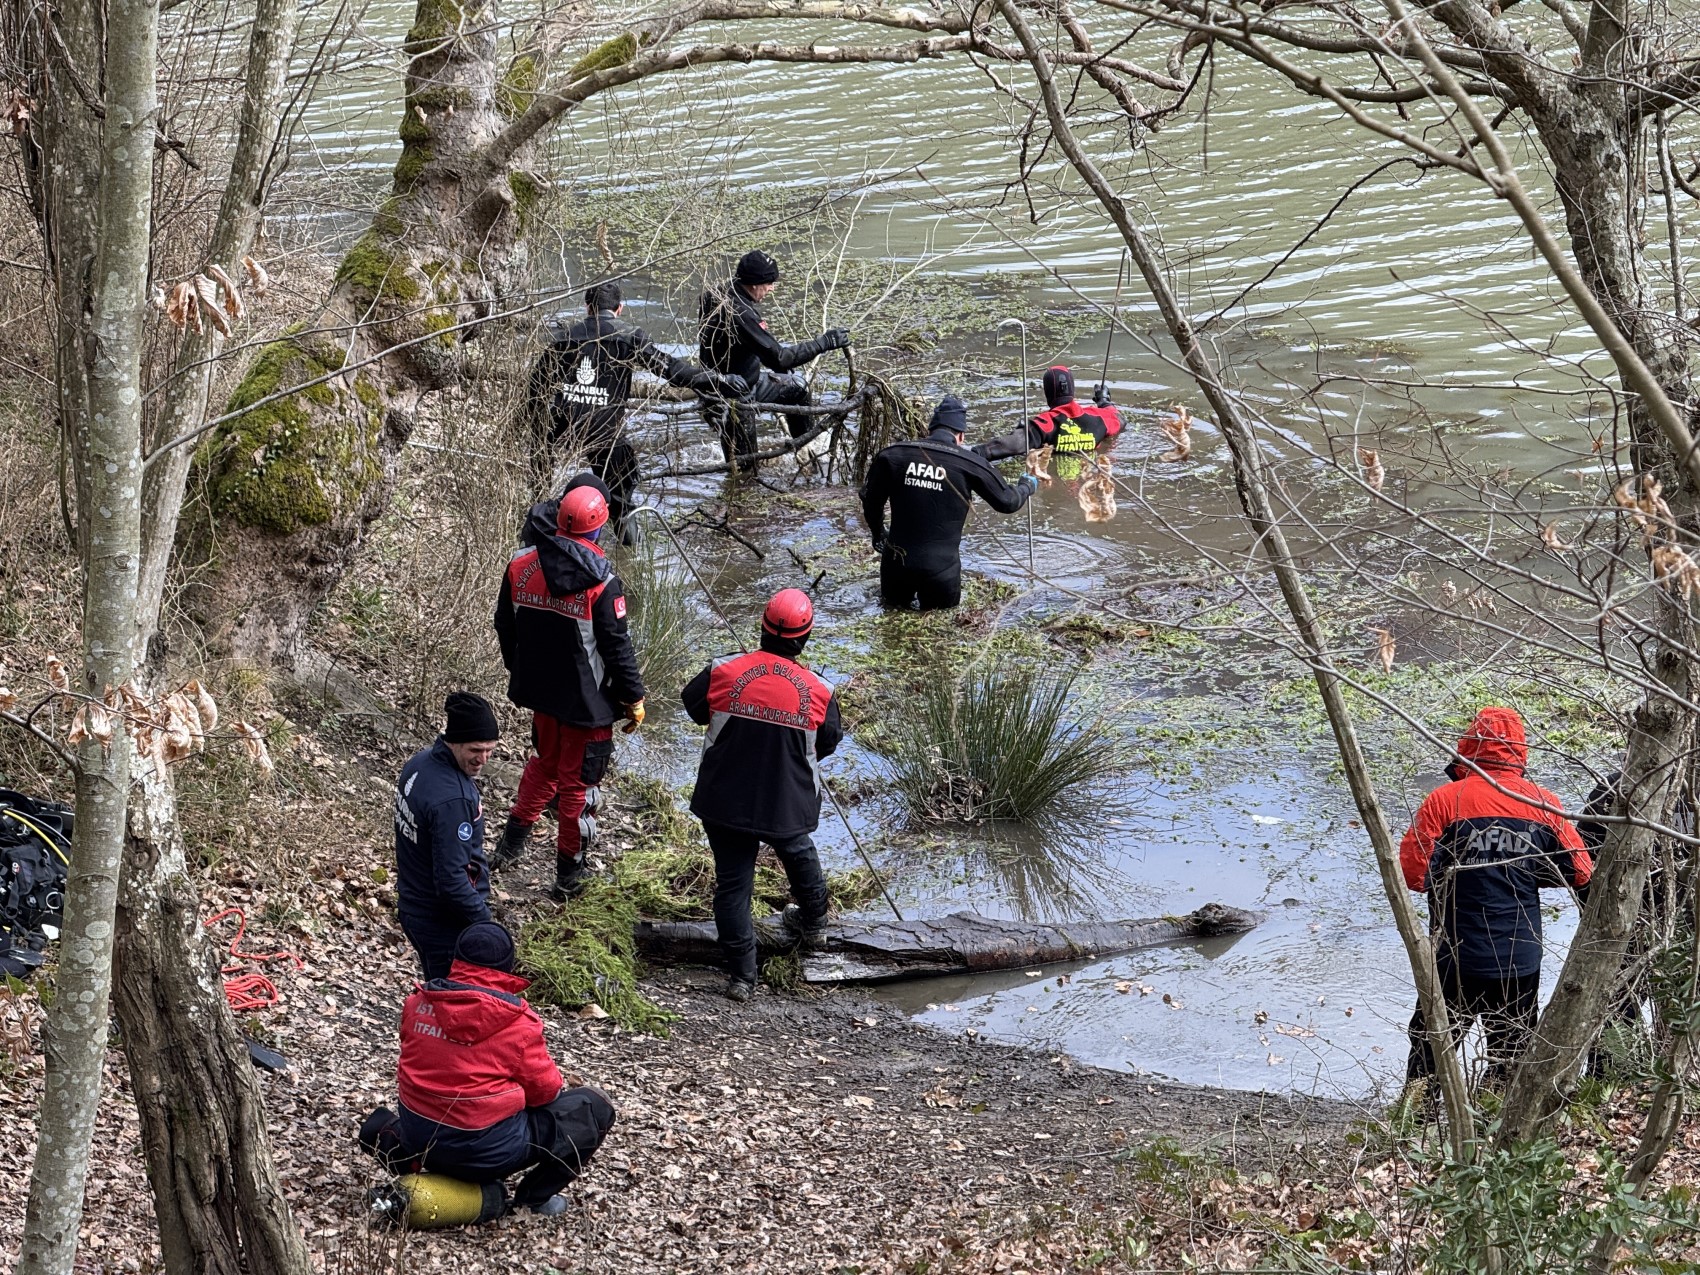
{"left": 889, "top": 663, "right": 1122, "bottom": 822}
{"left": 614, "top": 531, "right": 706, "bottom": 698}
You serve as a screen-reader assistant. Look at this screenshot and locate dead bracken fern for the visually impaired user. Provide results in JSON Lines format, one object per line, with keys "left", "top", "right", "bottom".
{"left": 890, "top": 663, "right": 1120, "bottom": 823}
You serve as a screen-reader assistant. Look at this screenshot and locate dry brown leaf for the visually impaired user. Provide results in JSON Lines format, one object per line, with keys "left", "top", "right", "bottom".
{"left": 166, "top": 280, "right": 197, "bottom": 331}
{"left": 185, "top": 678, "right": 219, "bottom": 735}
{"left": 1077, "top": 456, "right": 1117, "bottom": 523}
{"left": 66, "top": 706, "right": 88, "bottom": 747}
{"left": 1025, "top": 445, "right": 1054, "bottom": 488}
{"left": 149, "top": 285, "right": 167, "bottom": 312}
{"left": 1370, "top": 627, "right": 1396, "bottom": 674}
{"left": 45, "top": 655, "right": 69, "bottom": 696}
{"left": 242, "top": 255, "right": 270, "bottom": 298}
{"left": 1160, "top": 405, "right": 1192, "bottom": 462}
{"left": 1439, "top": 579, "right": 1458, "bottom": 604}
{"left": 206, "top": 263, "right": 245, "bottom": 321}
{"left": 0, "top": 687, "right": 16, "bottom": 714}
{"left": 234, "top": 720, "right": 275, "bottom": 775}
{"left": 1652, "top": 545, "right": 1700, "bottom": 599}
{"left": 1538, "top": 522, "right": 1573, "bottom": 553}
{"left": 1358, "top": 448, "right": 1385, "bottom": 493}
{"left": 193, "top": 274, "right": 232, "bottom": 337}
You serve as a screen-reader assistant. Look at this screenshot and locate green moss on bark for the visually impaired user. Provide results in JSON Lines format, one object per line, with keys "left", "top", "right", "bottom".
{"left": 509, "top": 171, "right": 543, "bottom": 230}
{"left": 197, "top": 333, "right": 386, "bottom": 535}
{"left": 334, "top": 231, "right": 422, "bottom": 303}
{"left": 567, "top": 32, "right": 637, "bottom": 81}
{"left": 392, "top": 142, "right": 431, "bottom": 192}
{"left": 497, "top": 54, "right": 542, "bottom": 117}
{"left": 403, "top": 0, "right": 467, "bottom": 53}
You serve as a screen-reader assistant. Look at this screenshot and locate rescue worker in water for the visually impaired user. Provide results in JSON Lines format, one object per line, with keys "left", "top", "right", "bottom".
{"left": 859, "top": 395, "right": 1038, "bottom": 610}
{"left": 974, "top": 365, "right": 1121, "bottom": 475}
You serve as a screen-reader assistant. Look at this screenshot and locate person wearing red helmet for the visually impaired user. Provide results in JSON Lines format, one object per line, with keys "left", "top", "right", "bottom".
{"left": 973, "top": 366, "right": 1122, "bottom": 468}
{"left": 1399, "top": 706, "right": 1592, "bottom": 1084}
{"left": 493, "top": 479, "right": 645, "bottom": 900}
{"left": 681, "top": 588, "right": 842, "bottom": 1002}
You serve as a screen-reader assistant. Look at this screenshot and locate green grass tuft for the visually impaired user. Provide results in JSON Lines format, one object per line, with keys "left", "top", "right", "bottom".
{"left": 518, "top": 882, "right": 675, "bottom": 1035}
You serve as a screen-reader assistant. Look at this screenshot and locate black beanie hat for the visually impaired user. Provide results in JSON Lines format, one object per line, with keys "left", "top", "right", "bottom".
{"left": 929, "top": 395, "right": 968, "bottom": 434}
{"left": 443, "top": 692, "right": 499, "bottom": 743}
{"left": 455, "top": 921, "right": 516, "bottom": 973}
{"left": 736, "top": 250, "right": 781, "bottom": 285}
{"left": 1042, "top": 366, "right": 1075, "bottom": 408}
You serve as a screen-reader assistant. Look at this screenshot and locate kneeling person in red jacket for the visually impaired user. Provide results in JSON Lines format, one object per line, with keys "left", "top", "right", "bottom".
{"left": 358, "top": 923, "right": 616, "bottom": 1216}
{"left": 683, "top": 589, "right": 841, "bottom": 1002}
{"left": 1400, "top": 706, "right": 1592, "bottom": 1084}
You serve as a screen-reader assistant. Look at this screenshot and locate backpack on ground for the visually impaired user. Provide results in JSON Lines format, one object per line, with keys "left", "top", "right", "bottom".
{"left": 0, "top": 789, "right": 72, "bottom": 978}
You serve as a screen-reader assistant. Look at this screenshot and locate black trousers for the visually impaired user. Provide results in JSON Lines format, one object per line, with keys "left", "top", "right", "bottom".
{"left": 360, "top": 1087, "right": 617, "bottom": 1208}
{"left": 400, "top": 916, "right": 462, "bottom": 982}
{"left": 1406, "top": 964, "right": 1540, "bottom": 1083}
{"left": 705, "top": 373, "right": 812, "bottom": 471}
{"left": 542, "top": 420, "right": 638, "bottom": 532}
{"left": 703, "top": 822, "right": 829, "bottom": 984}
{"left": 879, "top": 554, "right": 962, "bottom": 611}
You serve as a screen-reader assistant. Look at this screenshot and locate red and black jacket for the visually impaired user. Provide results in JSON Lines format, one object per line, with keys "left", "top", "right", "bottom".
{"left": 1400, "top": 707, "right": 1592, "bottom": 978}
{"left": 974, "top": 400, "right": 1122, "bottom": 461}
{"left": 493, "top": 510, "right": 643, "bottom": 728}
{"left": 395, "top": 960, "right": 564, "bottom": 1174}
{"left": 682, "top": 640, "right": 842, "bottom": 837}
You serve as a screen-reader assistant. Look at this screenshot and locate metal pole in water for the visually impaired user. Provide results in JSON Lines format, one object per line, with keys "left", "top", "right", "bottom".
{"left": 624, "top": 506, "right": 905, "bottom": 922}
{"left": 996, "top": 317, "right": 1035, "bottom": 577}
{"left": 1100, "top": 249, "right": 1128, "bottom": 393}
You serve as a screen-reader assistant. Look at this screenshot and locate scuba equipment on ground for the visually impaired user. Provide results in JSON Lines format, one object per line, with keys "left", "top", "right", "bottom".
{"left": 368, "top": 1174, "right": 508, "bottom": 1229}
{"left": 0, "top": 790, "right": 72, "bottom": 978}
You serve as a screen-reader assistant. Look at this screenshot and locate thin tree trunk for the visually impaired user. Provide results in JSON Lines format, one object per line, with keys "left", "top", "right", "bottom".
{"left": 991, "top": 0, "right": 1478, "bottom": 1159}
{"left": 17, "top": 0, "right": 157, "bottom": 1265}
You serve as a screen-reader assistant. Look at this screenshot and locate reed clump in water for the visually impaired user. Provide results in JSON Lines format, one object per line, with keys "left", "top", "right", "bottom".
{"left": 890, "top": 663, "right": 1120, "bottom": 822}
{"left": 614, "top": 531, "right": 705, "bottom": 697}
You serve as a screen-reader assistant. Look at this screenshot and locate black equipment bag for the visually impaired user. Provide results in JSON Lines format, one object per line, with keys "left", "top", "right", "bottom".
{"left": 0, "top": 789, "right": 72, "bottom": 977}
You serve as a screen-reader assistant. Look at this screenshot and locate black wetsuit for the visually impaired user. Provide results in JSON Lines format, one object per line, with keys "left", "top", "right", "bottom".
{"left": 859, "top": 427, "right": 1033, "bottom": 610}
{"left": 530, "top": 310, "right": 730, "bottom": 528}
{"left": 698, "top": 281, "right": 839, "bottom": 469}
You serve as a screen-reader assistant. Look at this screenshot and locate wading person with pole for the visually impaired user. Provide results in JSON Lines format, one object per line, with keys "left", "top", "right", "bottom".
{"left": 492, "top": 485, "right": 645, "bottom": 900}
{"left": 1400, "top": 706, "right": 1593, "bottom": 1086}
{"left": 860, "top": 395, "right": 1037, "bottom": 611}
{"left": 394, "top": 693, "right": 501, "bottom": 980}
{"left": 698, "top": 250, "right": 851, "bottom": 472}
{"left": 682, "top": 589, "right": 840, "bottom": 1003}
{"left": 973, "top": 365, "right": 1122, "bottom": 479}
{"left": 529, "top": 282, "right": 748, "bottom": 539}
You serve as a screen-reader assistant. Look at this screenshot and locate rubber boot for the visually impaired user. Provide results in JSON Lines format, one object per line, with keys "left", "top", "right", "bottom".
{"left": 489, "top": 816, "right": 533, "bottom": 873}
{"left": 780, "top": 903, "right": 827, "bottom": 943}
{"left": 551, "top": 853, "right": 589, "bottom": 902}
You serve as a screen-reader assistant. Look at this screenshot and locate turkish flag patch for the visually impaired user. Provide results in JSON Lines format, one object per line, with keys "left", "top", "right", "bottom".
{"left": 614, "top": 596, "right": 627, "bottom": 619}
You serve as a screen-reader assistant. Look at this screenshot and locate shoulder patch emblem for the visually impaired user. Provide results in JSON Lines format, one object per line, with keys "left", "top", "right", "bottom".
{"left": 614, "top": 596, "right": 627, "bottom": 619}
{"left": 457, "top": 822, "right": 473, "bottom": 842}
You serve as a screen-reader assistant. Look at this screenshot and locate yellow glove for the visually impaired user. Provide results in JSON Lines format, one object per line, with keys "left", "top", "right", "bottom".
{"left": 621, "top": 700, "right": 645, "bottom": 734}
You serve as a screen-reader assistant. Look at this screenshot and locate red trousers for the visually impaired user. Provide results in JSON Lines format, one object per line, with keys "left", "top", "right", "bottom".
{"left": 511, "top": 715, "right": 614, "bottom": 860}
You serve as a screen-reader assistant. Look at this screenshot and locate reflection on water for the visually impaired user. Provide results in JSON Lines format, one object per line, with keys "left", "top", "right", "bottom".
{"left": 955, "top": 799, "right": 1139, "bottom": 922}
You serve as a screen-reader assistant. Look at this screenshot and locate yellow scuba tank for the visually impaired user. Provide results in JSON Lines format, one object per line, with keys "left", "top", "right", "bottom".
{"left": 368, "top": 1174, "right": 507, "bottom": 1228}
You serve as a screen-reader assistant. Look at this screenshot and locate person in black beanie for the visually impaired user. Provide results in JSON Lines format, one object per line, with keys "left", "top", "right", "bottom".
{"left": 697, "top": 249, "right": 852, "bottom": 473}
{"left": 860, "top": 395, "right": 1037, "bottom": 610}
{"left": 358, "top": 921, "right": 618, "bottom": 1218}
{"left": 393, "top": 693, "right": 501, "bottom": 980}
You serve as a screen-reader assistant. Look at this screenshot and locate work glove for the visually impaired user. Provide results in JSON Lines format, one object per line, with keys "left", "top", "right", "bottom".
{"left": 871, "top": 534, "right": 887, "bottom": 555}
{"left": 713, "top": 372, "right": 749, "bottom": 398}
{"left": 620, "top": 700, "right": 645, "bottom": 734}
{"left": 1093, "top": 383, "right": 1113, "bottom": 407}
{"left": 1016, "top": 473, "right": 1039, "bottom": 496}
{"left": 820, "top": 328, "right": 852, "bottom": 352}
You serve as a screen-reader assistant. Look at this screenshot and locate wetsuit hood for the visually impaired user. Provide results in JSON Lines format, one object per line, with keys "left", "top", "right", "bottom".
{"left": 1456, "top": 706, "right": 1527, "bottom": 773}
{"left": 1043, "top": 366, "right": 1075, "bottom": 408}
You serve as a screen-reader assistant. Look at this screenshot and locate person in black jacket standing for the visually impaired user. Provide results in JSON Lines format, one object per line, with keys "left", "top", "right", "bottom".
{"left": 394, "top": 693, "right": 501, "bottom": 979}
{"left": 682, "top": 589, "right": 841, "bottom": 1002}
{"left": 530, "top": 282, "right": 747, "bottom": 536}
{"left": 492, "top": 484, "right": 645, "bottom": 900}
{"left": 698, "top": 250, "right": 851, "bottom": 472}
{"left": 860, "top": 395, "right": 1038, "bottom": 610}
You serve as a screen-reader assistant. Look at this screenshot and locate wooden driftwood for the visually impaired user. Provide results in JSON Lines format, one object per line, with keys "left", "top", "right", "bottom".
{"left": 634, "top": 902, "right": 1260, "bottom": 985}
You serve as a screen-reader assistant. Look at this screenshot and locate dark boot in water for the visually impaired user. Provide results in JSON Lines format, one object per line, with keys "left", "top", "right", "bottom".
{"left": 551, "top": 853, "right": 589, "bottom": 902}
{"left": 781, "top": 904, "right": 827, "bottom": 943}
{"left": 490, "top": 816, "right": 533, "bottom": 873}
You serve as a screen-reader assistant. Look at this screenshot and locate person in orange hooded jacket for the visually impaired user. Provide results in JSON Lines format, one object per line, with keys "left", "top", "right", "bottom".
{"left": 358, "top": 923, "right": 616, "bottom": 1216}
{"left": 1399, "top": 706, "right": 1593, "bottom": 1083}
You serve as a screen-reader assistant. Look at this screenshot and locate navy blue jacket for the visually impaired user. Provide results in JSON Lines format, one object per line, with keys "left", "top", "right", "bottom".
{"left": 394, "top": 738, "right": 490, "bottom": 931}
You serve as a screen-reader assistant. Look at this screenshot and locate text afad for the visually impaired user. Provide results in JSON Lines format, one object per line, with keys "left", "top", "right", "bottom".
{"left": 904, "top": 460, "right": 946, "bottom": 492}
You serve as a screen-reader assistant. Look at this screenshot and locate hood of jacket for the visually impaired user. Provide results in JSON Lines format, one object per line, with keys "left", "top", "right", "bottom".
{"left": 417, "top": 960, "right": 534, "bottom": 1044}
{"left": 1456, "top": 706, "right": 1527, "bottom": 773}
{"left": 520, "top": 501, "right": 611, "bottom": 595}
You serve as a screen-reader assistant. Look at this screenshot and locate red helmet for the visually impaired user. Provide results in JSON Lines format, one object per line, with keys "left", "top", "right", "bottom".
{"left": 761, "top": 588, "right": 814, "bottom": 640}
{"left": 557, "top": 486, "right": 609, "bottom": 536}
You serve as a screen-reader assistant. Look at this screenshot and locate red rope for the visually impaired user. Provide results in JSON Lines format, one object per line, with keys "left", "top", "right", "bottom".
{"left": 203, "top": 907, "right": 302, "bottom": 1013}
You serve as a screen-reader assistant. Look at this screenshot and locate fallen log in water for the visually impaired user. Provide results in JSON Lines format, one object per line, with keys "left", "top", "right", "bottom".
{"left": 634, "top": 902, "right": 1260, "bottom": 985}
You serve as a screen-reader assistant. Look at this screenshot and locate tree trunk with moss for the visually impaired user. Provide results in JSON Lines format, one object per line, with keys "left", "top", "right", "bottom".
{"left": 184, "top": 0, "right": 542, "bottom": 665}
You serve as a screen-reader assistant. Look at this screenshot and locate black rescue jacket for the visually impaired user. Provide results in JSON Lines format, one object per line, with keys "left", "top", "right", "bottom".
{"left": 860, "top": 427, "right": 1033, "bottom": 574}
{"left": 493, "top": 506, "right": 644, "bottom": 728}
{"left": 531, "top": 310, "right": 718, "bottom": 449}
{"left": 698, "top": 281, "right": 832, "bottom": 387}
{"left": 395, "top": 738, "right": 490, "bottom": 931}
{"left": 682, "top": 636, "right": 842, "bottom": 838}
